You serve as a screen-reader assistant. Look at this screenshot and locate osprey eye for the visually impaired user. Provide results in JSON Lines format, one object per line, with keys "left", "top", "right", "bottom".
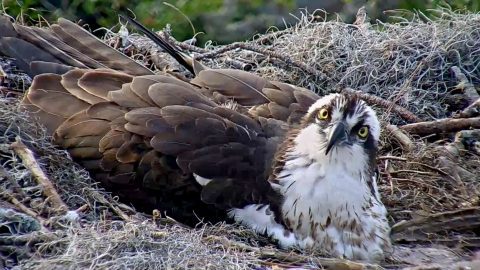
{"left": 358, "top": 126, "right": 369, "bottom": 139}
{"left": 317, "top": 108, "right": 329, "bottom": 120}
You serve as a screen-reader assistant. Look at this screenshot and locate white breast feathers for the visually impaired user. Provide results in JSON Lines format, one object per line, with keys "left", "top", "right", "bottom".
{"left": 228, "top": 123, "right": 392, "bottom": 262}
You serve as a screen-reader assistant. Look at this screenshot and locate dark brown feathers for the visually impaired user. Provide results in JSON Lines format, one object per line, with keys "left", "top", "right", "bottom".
{"left": 1, "top": 15, "right": 321, "bottom": 224}
{"left": 0, "top": 16, "right": 152, "bottom": 77}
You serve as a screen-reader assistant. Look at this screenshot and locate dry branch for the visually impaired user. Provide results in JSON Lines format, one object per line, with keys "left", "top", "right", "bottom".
{"left": 84, "top": 188, "right": 131, "bottom": 221}
{"left": 385, "top": 125, "right": 414, "bottom": 151}
{"left": 456, "top": 98, "right": 480, "bottom": 118}
{"left": 0, "top": 191, "right": 47, "bottom": 228}
{"left": 157, "top": 33, "right": 254, "bottom": 71}
{"left": 205, "top": 235, "right": 382, "bottom": 270}
{"left": 0, "top": 231, "right": 59, "bottom": 245}
{"left": 343, "top": 88, "right": 421, "bottom": 123}
{"left": 10, "top": 137, "right": 68, "bottom": 214}
{"left": 391, "top": 207, "right": 480, "bottom": 236}
{"left": 377, "top": 156, "right": 407, "bottom": 162}
{"left": 0, "top": 166, "right": 27, "bottom": 197}
{"left": 196, "top": 42, "right": 326, "bottom": 79}
{"left": 451, "top": 66, "right": 479, "bottom": 103}
{"left": 391, "top": 208, "right": 480, "bottom": 249}
{"left": 400, "top": 117, "right": 480, "bottom": 135}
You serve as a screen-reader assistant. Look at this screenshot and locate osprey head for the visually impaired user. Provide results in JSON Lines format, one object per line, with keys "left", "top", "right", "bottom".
{"left": 298, "top": 93, "right": 380, "bottom": 165}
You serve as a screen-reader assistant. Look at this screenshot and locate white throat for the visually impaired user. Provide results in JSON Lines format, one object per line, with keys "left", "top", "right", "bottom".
{"left": 229, "top": 122, "right": 391, "bottom": 262}
{"left": 271, "top": 123, "right": 389, "bottom": 260}
{"left": 278, "top": 123, "right": 374, "bottom": 229}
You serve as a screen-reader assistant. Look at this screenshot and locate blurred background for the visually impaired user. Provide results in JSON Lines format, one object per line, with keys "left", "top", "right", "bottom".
{"left": 2, "top": 0, "right": 479, "bottom": 45}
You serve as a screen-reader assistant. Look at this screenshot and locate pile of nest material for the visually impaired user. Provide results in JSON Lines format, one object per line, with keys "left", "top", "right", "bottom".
{"left": 1, "top": 7, "right": 480, "bottom": 270}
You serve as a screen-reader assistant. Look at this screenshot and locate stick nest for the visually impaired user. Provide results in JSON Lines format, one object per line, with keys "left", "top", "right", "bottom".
{"left": 1, "top": 7, "right": 480, "bottom": 270}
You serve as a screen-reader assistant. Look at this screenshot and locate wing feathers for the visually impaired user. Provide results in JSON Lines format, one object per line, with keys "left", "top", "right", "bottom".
{"left": 108, "top": 83, "right": 152, "bottom": 108}
{"left": 4, "top": 15, "right": 327, "bottom": 218}
{"left": 27, "top": 74, "right": 90, "bottom": 118}
{"left": 56, "top": 18, "right": 152, "bottom": 75}
{"left": 148, "top": 83, "right": 215, "bottom": 108}
{"left": 78, "top": 70, "right": 132, "bottom": 99}
{"left": 191, "top": 69, "right": 271, "bottom": 105}
{"left": 0, "top": 37, "right": 62, "bottom": 75}
{"left": 61, "top": 69, "right": 108, "bottom": 104}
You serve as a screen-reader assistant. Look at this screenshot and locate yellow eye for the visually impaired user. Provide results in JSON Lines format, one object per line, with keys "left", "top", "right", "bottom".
{"left": 358, "top": 126, "right": 369, "bottom": 138}
{"left": 317, "top": 108, "right": 329, "bottom": 120}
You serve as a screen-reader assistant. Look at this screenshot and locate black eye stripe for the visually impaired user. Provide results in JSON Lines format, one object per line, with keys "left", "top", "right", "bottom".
{"left": 351, "top": 121, "right": 367, "bottom": 133}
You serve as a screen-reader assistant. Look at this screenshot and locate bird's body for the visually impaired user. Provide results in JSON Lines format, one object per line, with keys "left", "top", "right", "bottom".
{"left": 0, "top": 15, "right": 391, "bottom": 262}
{"left": 229, "top": 94, "right": 390, "bottom": 261}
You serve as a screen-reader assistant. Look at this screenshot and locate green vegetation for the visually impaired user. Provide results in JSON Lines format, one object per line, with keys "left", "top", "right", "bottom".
{"left": 1, "top": 0, "right": 479, "bottom": 45}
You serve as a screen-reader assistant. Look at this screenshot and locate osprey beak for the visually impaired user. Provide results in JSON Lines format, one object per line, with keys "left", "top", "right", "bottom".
{"left": 325, "top": 121, "right": 348, "bottom": 155}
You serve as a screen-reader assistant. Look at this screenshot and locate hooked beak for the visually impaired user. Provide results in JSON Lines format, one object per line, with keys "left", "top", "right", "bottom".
{"left": 325, "top": 121, "right": 349, "bottom": 155}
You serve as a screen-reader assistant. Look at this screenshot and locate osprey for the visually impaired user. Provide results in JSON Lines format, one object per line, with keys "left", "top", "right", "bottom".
{"left": 0, "top": 15, "right": 391, "bottom": 262}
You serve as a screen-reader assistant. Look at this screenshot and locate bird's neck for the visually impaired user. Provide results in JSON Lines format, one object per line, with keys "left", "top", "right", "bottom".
{"left": 270, "top": 123, "right": 374, "bottom": 185}
{"left": 270, "top": 123, "right": 377, "bottom": 211}
{"left": 275, "top": 151, "right": 372, "bottom": 203}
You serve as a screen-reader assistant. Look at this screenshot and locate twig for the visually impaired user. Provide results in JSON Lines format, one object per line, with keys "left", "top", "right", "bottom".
{"left": 75, "top": 204, "right": 89, "bottom": 213}
{"left": 400, "top": 117, "right": 480, "bottom": 135}
{"left": 343, "top": 88, "right": 421, "bottom": 123}
{"left": 391, "top": 207, "right": 480, "bottom": 238}
{"left": 10, "top": 136, "right": 68, "bottom": 214}
{"left": 141, "top": 33, "right": 253, "bottom": 72}
{"left": 455, "top": 98, "right": 480, "bottom": 118}
{"left": 385, "top": 125, "right": 414, "bottom": 151}
{"left": 0, "top": 231, "right": 59, "bottom": 245}
{"left": 0, "top": 166, "right": 27, "bottom": 197}
{"left": 253, "top": 28, "right": 292, "bottom": 45}
{"left": 408, "top": 161, "right": 457, "bottom": 182}
{"left": 205, "top": 235, "right": 383, "bottom": 269}
{"left": 378, "top": 156, "right": 407, "bottom": 161}
{"left": 196, "top": 42, "right": 326, "bottom": 79}
{"left": 389, "top": 169, "right": 434, "bottom": 176}
{"left": 223, "top": 58, "right": 254, "bottom": 71}
{"left": 84, "top": 188, "right": 131, "bottom": 221}
{"left": 0, "top": 190, "right": 48, "bottom": 230}
{"left": 451, "top": 66, "right": 479, "bottom": 103}
{"left": 163, "top": 34, "right": 207, "bottom": 54}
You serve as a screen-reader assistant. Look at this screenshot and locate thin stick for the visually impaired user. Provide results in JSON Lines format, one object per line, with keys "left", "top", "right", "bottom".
{"left": 10, "top": 136, "right": 68, "bottom": 214}
{"left": 196, "top": 42, "right": 326, "bottom": 79}
{"left": 385, "top": 125, "right": 414, "bottom": 151}
{"left": 75, "top": 204, "right": 89, "bottom": 213}
{"left": 343, "top": 88, "right": 421, "bottom": 123}
{"left": 253, "top": 27, "right": 292, "bottom": 45}
{"left": 204, "top": 235, "right": 382, "bottom": 269}
{"left": 0, "top": 190, "right": 48, "bottom": 230}
{"left": 456, "top": 98, "right": 480, "bottom": 118}
{"left": 390, "top": 169, "right": 434, "bottom": 176}
{"left": 150, "top": 33, "right": 252, "bottom": 71}
{"left": 451, "top": 66, "right": 479, "bottom": 103}
{"left": 85, "top": 188, "right": 131, "bottom": 221}
{"left": 0, "top": 166, "right": 27, "bottom": 197}
{"left": 378, "top": 156, "right": 407, "bottom": 161}
{"left": 0, "top": 231, "right": 58, "bottom": 245}
{"left": 400, "top": 117, "right": 480, "bottom": 135}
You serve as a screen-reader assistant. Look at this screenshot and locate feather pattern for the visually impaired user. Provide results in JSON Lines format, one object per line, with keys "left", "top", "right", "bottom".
{"left": 1, "top": 15, "right": 391, "bottom": 262}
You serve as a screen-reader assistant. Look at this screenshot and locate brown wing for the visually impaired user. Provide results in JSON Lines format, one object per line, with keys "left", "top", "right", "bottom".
{"left": 1, "top": 16, "right": 320, "bottom": 223}
{"left": 0, "top": 15, "right": 152, "bottom": 76}
{"left": 121, "top": 15, "right": 320, "bottom": 125}
{"left": 22, "top": 69, "right": 279, "bottom": 220}
{"left": 191, "top": 70, "right": 320, "bottom": 124}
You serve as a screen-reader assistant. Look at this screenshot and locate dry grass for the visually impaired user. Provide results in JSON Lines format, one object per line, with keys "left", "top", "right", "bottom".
{"left": 1, "top": 7, "right": 480, "bottom": 270}
{"left": 120, "top": 8, "right": 480, "bottom": 124}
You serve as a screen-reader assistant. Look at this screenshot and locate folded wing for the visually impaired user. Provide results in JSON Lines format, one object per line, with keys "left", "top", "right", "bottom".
{"left": 1, "top": 15, "right": 321, "bottom": 223}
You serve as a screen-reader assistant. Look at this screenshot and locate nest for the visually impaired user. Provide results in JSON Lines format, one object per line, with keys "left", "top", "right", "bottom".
{"left": 1, "top": 7, "right": 480, "bottom": 270}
